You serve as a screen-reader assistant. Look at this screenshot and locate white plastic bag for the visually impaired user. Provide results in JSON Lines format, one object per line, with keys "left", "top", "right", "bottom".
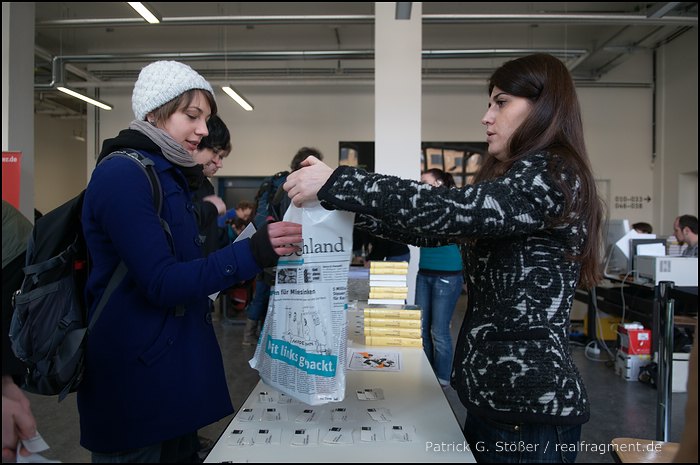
{"left": 249, "top": 201, "right": 355, "bottom": 405}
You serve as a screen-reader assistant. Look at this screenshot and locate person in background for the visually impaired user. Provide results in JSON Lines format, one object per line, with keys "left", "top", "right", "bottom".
{"left": 242, "top": 147, "right": 323, "bottom": 346}
{"left": 223, "top": 200, "right": 255, "bottom": 243}
{"left": 284, "top": 53, "right": 602, "bottom": 463}
{"left": 80, "top": 60, "right": 302, "bottom": 462}
{"left": 192, "top": 115, "right": 231, "bottom": 256}
{"left": 632, "top": 222, "right": 653, "bottom": 234}
{"left": 351, "top": 229, "right": 410, "bottom": 265}
{"left": 673, "top": 215, "right": 698, "bottom": 257}
{"left": 2, "top": 200, "right": 37, "bottom": 462}
{"left": 415, "top": 169, "right": 464, "bottom": 388}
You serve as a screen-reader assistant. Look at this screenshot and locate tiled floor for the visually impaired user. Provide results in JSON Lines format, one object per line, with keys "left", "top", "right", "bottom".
{"left": 26, "top": 295, "right": 688, "bottom": 463}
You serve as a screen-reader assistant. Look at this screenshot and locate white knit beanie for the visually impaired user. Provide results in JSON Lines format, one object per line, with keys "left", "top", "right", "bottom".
{"left": 132, "top": 61, "right": 214, "bottom": 121}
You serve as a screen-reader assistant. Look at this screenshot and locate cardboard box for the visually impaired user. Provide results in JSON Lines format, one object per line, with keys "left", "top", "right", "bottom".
{"left": 583, "top": 311, "right": 620, "bottom": 340}
{"left": 615, "top": 350, "right": 652, "bottom": 382}
{"left": 617, "top": 324, "right": 652, "bottom": 355}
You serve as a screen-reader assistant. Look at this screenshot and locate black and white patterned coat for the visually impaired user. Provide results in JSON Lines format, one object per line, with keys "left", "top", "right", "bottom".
{"left": 318, "top": 152, "right": 589, "bottom": 425}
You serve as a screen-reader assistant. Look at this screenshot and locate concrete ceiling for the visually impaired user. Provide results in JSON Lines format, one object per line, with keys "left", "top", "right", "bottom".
{"left": 32, "top": 2, "right": 698, "bottom": 116}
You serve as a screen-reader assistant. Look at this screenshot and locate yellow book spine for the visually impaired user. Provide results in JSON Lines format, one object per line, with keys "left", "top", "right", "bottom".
{"left": 369, "top": 261, "right": 409, "bottom": 269}
{"left": 370, "top": 269, "right": 409, "bottom": 275}
{"left": 369, "top": 286, "right": 408, "bottom": 293}
{"left": 365, "top": 336, "right": 423, "bottom": 348}
{"left": 363, "top": 318, "right": 421, "bottom": 329}
{"left": 369, "top": 291, "right": 409, "bottom": 299}
{"left": 364, "top": 308, "right": 421, "bottom": 320}
{"left": 364, "top": 327, "right": 422, "bottom": 338}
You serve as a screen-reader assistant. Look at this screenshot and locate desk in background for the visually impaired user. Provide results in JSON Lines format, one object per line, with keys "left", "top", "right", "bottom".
{"left": 574, "top": 279, "right": 697, "bottom": 351}
{"left": 205, "top": 344, "right": 473, "bottom": 463}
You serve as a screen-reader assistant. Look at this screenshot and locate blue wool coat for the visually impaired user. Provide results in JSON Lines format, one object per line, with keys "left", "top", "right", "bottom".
{"left": 79, "top": 149, "right": 260, "bottom": 453}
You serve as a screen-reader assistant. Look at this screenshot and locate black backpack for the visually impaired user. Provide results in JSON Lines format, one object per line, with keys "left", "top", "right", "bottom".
{"left": 252, "top": 170, "right": 289, "bottom": 229}
{"left": 9, "top": 150, "right": 167, "bottom": 401}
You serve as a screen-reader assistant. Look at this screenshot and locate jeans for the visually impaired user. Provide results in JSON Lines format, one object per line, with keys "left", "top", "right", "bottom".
{"left": 414, "top": 273, "right": 462, "bottom": 384}
{"left": 463, "top": 412, "right": 581, "bottom": 463}
{"left": 385, "top": 252, "right": 410, "bottom": 262}
{"left": 91, "top": 432, "right": 200, "bottom": 463}
{"left": 246, "top": 277, "right": 271, "bottom": 321}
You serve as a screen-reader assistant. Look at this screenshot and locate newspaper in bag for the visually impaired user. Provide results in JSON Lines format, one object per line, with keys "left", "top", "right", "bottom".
{"left": 249, "top": 201, "right": 355, "bottom": 405}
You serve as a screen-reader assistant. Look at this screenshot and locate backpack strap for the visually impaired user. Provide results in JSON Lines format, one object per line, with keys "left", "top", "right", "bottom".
{"left": 88, "top": 261, "right": 127, "bottom": 332}
{"left": 23, "top": 242, "right": 79, "bottom": 284}
{"left": 101, "top": 150, "right": 172, "bottom": 241}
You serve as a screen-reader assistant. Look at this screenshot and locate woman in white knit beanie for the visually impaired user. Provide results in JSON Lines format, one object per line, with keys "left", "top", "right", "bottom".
{"left": 79, "top": 61, "right": 302, "bottom": 462}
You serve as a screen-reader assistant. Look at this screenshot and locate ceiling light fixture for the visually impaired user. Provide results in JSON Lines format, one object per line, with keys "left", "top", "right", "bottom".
{"left": 72, "top": 130, "right": 86, "bottom": 142}
{"left": 222, "top": 85, "right": 254, "bottom": 111}
{"left": 128, "top": 2, "right": 161, "bottom": 24}
{"left": 57, "top": 86, "right": 113, "bottom": 110}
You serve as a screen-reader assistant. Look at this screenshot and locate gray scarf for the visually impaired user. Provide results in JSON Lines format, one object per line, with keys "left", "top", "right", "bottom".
{"left": 129, "top": 119, "right": 196, "bottom": 167}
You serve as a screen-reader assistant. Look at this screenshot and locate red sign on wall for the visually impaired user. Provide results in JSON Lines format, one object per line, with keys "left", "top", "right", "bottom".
{"left": 2, "top": 151, "right": 22, "bottom": 209}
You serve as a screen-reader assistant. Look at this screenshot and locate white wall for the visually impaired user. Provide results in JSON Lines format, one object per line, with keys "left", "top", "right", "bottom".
{"left": 34, "top": 114, "right": 86, "bottom": 213}
{"left": 655, "top": 28, "right": 699, "bottom": 236}
{"left": 36, "top": 31, "right": 696, "bottom": 240}
{"left": 96, "top": 85, "right": 374, "bottom": 176}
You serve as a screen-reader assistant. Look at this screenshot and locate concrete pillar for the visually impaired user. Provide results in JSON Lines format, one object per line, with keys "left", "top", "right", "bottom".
{"left": 374, "top": 2, "right": 422, "bottom": 303}
{"left": 2, "top": 2, "right": 35, "bottom": 220}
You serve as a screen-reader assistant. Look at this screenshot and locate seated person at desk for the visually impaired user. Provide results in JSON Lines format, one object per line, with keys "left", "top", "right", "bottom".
{"left": 632, "top": 222, "right": 653, "bottom": 234}
{"left": 673, "top": 215, "right": 698, "bottom": 257}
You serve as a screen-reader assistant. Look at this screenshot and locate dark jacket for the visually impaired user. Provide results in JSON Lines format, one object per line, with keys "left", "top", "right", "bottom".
{"left": 192, "top": 178, "right": 229, "bottom": 256}
{"left": 79, "top": 130, "right": 261, "bottom": 452}
{"left": 317, "top": 152, "right": 590, "bottom": 426}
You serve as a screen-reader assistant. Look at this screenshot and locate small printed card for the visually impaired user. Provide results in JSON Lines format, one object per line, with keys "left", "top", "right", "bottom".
{"left": 258, "top": 391, "right": 276, "bottom": 403}
{"left": 348, "top": 351, "right": 401, "bottom": 371}
{"left": 330, "top": 407, "right": 350, "bottom": 422}
{"left": 236, "top": 408, "right": 257, "bottom": 422}
{"left": 227, "top": 429, "right": 254, "bottom": 446}
{"left": 386, "top": 424, "right": 416, "bottom": 442}
{"left": 366, "top": 408, "right": 392, "bottom": 422}
{"left": 21, "top": 434, "right": 50, "bottom": 454}
{"left": 253, "top": 428, "right": 281, "bottom": 445}
{"left": 277, "top": 393, "right": 298, "bottom": 404}
{"left": 16, "top": 432, "right": 60, "bottom": 463}
{"left": 290, "top": 428, "right": 319, "bottom": 447}
{"left": 295, "top": 409, "right": 318, "bottom": 423}
{"left": 322, "top": 427, "right": 353, "bottom": 445}
{"left": 355, "top": 388, "right": 385, "bottom": 401}
{"left": 360, "top": 425, "right": 386, "bottom": 442}
{"left": 261, "top": 407, "right": 288, "bottom": 422}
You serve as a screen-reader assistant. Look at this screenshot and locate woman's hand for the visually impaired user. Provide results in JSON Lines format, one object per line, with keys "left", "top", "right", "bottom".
{"left": 203, "top": 195, "right": 226, "bottom": 216}
{"left": 266, "top": 221, "right": 302, "bottom": 256}
{"left": 284, "top": 156, "right": 334, "bottom": 207}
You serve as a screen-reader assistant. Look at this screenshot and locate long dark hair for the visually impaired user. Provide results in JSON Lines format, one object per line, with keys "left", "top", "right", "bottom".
{"left": 474, "top": 54, "right": 602, "bottom": 288}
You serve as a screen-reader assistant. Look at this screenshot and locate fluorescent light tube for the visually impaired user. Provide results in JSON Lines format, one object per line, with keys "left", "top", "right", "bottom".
{"left": 222, "top": 86, "right": 254, "bottom": 111}
{"left": 128, "top": 2, "right": 161, "bottom": 24}
{"left": 57, "top": 87, "right": 113, "bottom": 110}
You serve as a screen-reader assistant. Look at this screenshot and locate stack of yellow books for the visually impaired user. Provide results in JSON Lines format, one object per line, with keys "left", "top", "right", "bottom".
{"left": 368, "top": 261, "right": 409, "bottom": 305}
{"left": 361, "top": 305, "right": 422, "bottom": 348}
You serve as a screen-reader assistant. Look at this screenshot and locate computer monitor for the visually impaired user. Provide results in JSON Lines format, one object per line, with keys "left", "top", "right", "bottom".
{"left": 629, "top": 238, "right": 667, "bottom": 275}
{"left": 602, "top": 219, "right": 630, "bottom": 276}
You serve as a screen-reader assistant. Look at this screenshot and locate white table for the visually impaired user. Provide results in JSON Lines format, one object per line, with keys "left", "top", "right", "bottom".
{"left": 205, "top": 343, "right": 475, "bottom": 462}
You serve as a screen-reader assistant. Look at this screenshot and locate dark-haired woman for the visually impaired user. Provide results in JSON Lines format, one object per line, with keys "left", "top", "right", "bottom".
{"left": 284, "top": 53, "right": 602, "bottom": 462}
